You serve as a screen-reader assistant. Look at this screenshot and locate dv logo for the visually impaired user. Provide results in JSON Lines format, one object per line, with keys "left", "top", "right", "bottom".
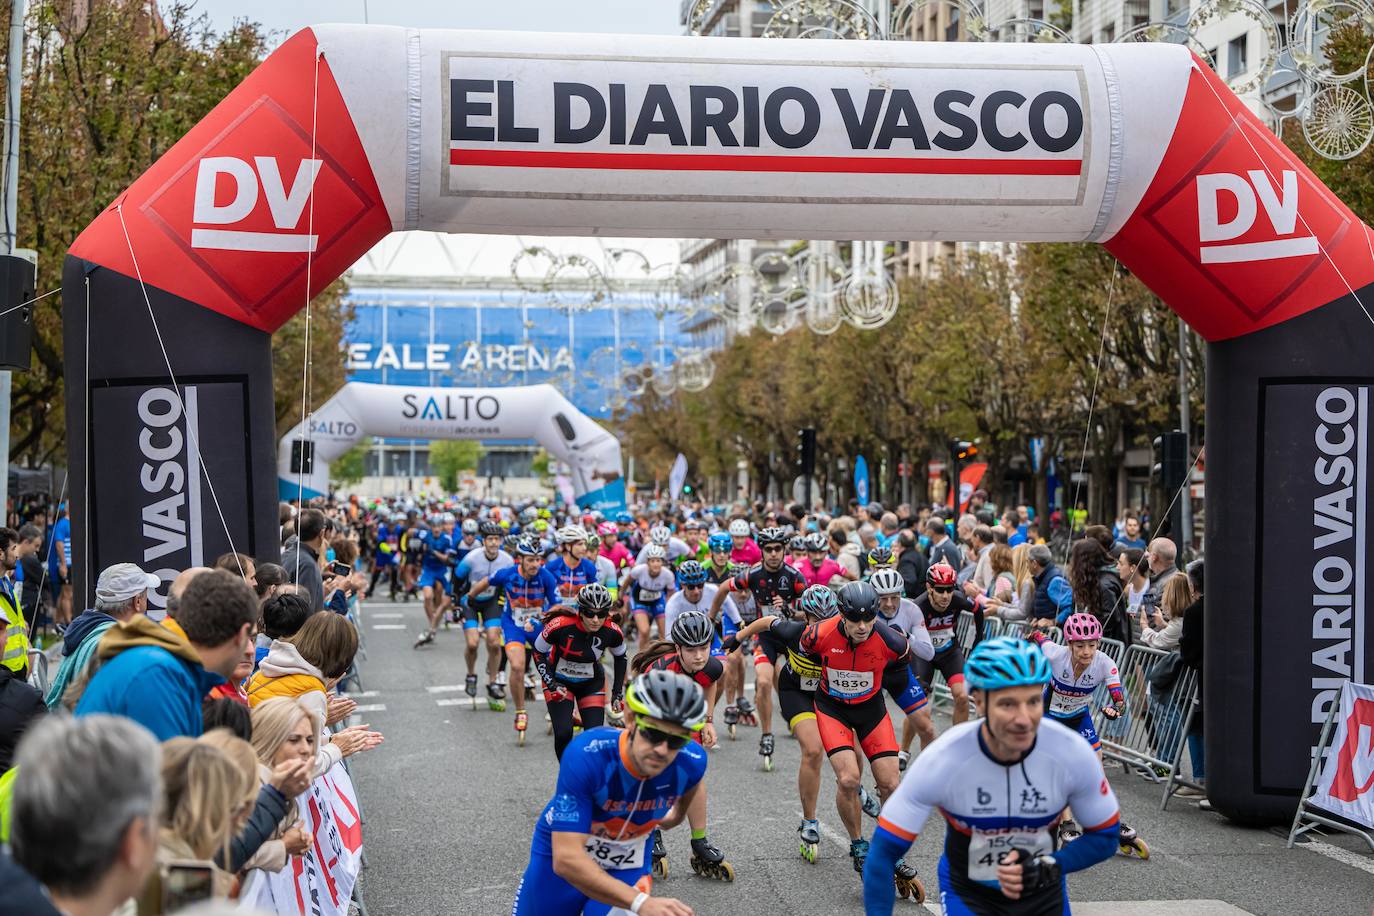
{"left": 1196, "top": 170, "right": 1318, "bottom": 265}
{"left": 191, "top": 156, "right": 323, "bottom": 253}
{"left": 1331, "top": 697, "right": 1374, "bottom": 802}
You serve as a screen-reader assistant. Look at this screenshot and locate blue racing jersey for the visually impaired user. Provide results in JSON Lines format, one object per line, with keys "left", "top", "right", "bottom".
{"left": 532, "top": 727, "right": 707, "bottom": 863}
{"left": 544, "top": 555, "right": 600, "bottom": 607}
{"left": 421, "top": 532, "right": 454, "bottom": 575}
{"left": 491, "top": 565, "right": 560, "bottom": 628}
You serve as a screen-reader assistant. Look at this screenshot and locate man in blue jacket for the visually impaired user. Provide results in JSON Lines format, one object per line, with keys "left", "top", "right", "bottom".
{"left": 75, "top": 569, "right": 257, "bottom": 740}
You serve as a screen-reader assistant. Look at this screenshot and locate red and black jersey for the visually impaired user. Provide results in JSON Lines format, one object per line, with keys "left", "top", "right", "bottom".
{"left": 532, "top": 614, "right": 628, "bottom": 695}
{"left": 913, "top": 590, "right": 985, "bottom": 653}
{"left": 647, "top": 651, "right": 724, "bottom": 692}
{"left": 799, "top": 616, "right": 909, "bottom": 704}
{"left": 725, "top": 562, "right": 806, "bottom": 614}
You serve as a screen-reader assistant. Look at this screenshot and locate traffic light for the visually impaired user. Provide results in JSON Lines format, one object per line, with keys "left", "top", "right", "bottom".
{"left": 290, "top": 439, "right": 315, "bottom": 474}
{"left": 954, "top": 440, "right": 978, "bottom": 461}
{"left": 1151, "top": 431, "right": 1188, "bottom": 493}
{"left": 798, "top": 427, "right": 817, "bottom": 475}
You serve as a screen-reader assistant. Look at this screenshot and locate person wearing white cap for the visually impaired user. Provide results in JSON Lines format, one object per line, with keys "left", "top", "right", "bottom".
{"left": 42, "top": 562, "right": 161, "bottom": 711}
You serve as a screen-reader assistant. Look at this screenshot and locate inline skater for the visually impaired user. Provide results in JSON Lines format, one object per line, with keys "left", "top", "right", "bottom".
{"left": 616, "top": 512, "right": 645, "bottom": 555}
{"left": 704, "top": 531, "right": 752, "bottom": 729}
{"left": 703, "top": 533, "right": 735, "bottom": 586}
{"left": 366, "top": 512, "right": 400, "bottom": 600}
{"left": 586, "top": 533, "right": 620, "bottom": 597}
{"left": 412, "top": 515, "right": 456, "bottom": 648}
{"left": 680, "top": 520, "right": 710, "bottom": 564}
{"left": 531, "top": 584, "right": 627, "bottom": 759}
{"left": 620, "top": 545, "right": 678, "bottom": 646}
{"left": 467, "top": 536, "right": 560, "bottom": 744}
{"left": 862, "top": 637, "right": 1121, "bottom": 915}
{"left": 862, "top": 545, "right": 896, "bottom": 580}
{"left": 709, "top": 526, "right": 805, "bottom": 764}
{"left": 796, "top": 532, "right": 856, "bottom": 587}
{"left": 798, "top": 580, "right": 923, "bottom": 900}
{"left": 869, "top": 568, "right": 939, "bottom": 768}
{"left": 723, "top": 584, "right": 855, "bottom": 862}
{"left": 1031, "top": 614, "right": 1148, "bottom": 859}
{"left": 727, "top": 518, "right": 761, "bottom": 566}
{"left": 637, "top": 525, "right": 691, "bottom": 565}
{"left": 597, "top": 522, "right": 634, "bottom": 574}
{"left": 913, "top": 562, "right": 986, "bottom": 728}
{"left": 633, "top": 612, "right": 734, "bottom": 882}
{"left": 512, "top": 670, "right": 709, "bottom": 916}
{"left": 400, "top": 510, "right": 425, "bottom": 599}
{"left": 457, "top": 521, "right": 514, "bottom": 709}
{"left": 547, "top": 526, "right": 600, "bottom": 608}
{"left": 448, "top": 518, "right": 481, "bottom": 625}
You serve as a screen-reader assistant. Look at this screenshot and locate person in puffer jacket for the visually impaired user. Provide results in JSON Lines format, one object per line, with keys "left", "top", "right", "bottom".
{"left": 247, "top": 612, "right": 382, "bottom": 776}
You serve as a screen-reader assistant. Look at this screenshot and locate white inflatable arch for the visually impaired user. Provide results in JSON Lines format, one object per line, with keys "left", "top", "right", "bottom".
{"left": 278, "top": 382, "right": 624, "bottom": 508}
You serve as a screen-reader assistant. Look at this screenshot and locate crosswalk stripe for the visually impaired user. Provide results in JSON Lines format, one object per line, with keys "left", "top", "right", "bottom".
{"left": 372, "top": 625, "right": 406, "bottom": 630}
{"left": 426, "top": 684, "right": 464, "bottom": 693}
{"left": 346, "top": 690, "right": 380, "bottom": 698}
{"left": 436, "top": 698, "right": 468, "bottom": 706}
{"left": 924, "top": 903, "right": 1255, "bottom": 915}
{"left": 371, "top": 612, "right": 404, "bottom": 619}
{"left": 352, "top": 703, "right": 387, "bottom": 713}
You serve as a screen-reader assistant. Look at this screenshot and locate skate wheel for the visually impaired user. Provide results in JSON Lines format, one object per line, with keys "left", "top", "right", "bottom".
{"left": 728, "top": 725, "right": 736, "bottom": 740}
{"left": 690, "top": 858, "right": 702, "bottom": 876}
{"left": 518, "top": 731, "right": 526, "bottom": 746}
{"left": 653, "top": 860, "right": 667, "bottom": 879}
{"left": 546, "top": 723, "right": 553, "bottom": 735}
{"left": 719, "top": 862, "right": 735, "bottom": 882}
{"left": 800, "top": 843, "right": 817, "bottom": 863}
{"left": 762, "top": 755, "right": 773, "bottom": 772}
{"left": 1122, "top": 838, "right": 1149, "bottom": 860}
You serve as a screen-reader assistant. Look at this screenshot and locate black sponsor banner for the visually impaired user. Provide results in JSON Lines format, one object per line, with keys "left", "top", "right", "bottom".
{"left": 1258, "top": 382, "right": 1373, "bottom": 792}
{"left": 88, "top": 380, "right": 254, "bottom": 612}
{"left": 62, "top": 256, "right": 280, "bottom": 610}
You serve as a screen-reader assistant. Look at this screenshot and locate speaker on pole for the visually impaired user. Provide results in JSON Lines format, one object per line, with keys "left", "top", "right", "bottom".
{"left": 0, "top": 253, "right": 34, "bottom": 371}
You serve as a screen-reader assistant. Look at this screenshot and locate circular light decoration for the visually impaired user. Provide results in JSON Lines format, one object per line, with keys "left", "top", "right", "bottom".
{"left": 649, "top": 364, "right": 678, "bottom": 397}
{"left": 890, "top": 0, "right": 990, "bottom": 41}
{"left": 1261, "top": 68, "right": 1309, "bottom": 127}
{"left": 548, "top": 254, "right": 609, "bottom": 312}
{"left": 805, "top": 294, "right": 846, "bottom": 335}
{"left": 758, "top": 295, "right": 802, "bottom": 335}
{"left": 582, "top": 345, "right": 619, "bottom": 382}
{"left": 1114, "top": 22, "right": 1216, "bottom": 70}
{"left": 651, "top": 264, "right": 691, "bottom": 318}
{"left": 448, "top": 339, "right": 484, "bottom": 385}
{"left": 620, "top": 341, "right": 646, "bottom": 368}
{"left": 841, "top": 269, "right": 899, "bottom": 330}
{"left": 676, "top": 348, "right": 716, "bottom": 392}
{"left": 984, "top": 17, "right": 1071, "bottom": 43}
{"left": 510, "top": 246, "right": 559, "bottom": 294}
{"left": 709, "top": 262, "right": 764, "bottom": 321}
{"left": 1289, "top": 0, "right": 1374, "bottom": 86}
{"left": 621, "top": 367, "right": 647, "bottom": 397}
{"left": 1303, "top": 84, "right": 1374, "bottom": 159}
{"left": 1188, "top": 0, "right": 1279, "bottom": 96}
{"left": 798, "top": 249, "right": 849, "bottom": 304}
{"left": 763, "top": 0, "right": 885, "bottom": 39}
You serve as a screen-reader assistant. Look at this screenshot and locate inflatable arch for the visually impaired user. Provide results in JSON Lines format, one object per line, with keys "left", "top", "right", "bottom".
{"left": 277, "top": 382, "right": 625, "bottom": 508}
{"left": 63, "top": 26, "right": 1374, "bottom": 820}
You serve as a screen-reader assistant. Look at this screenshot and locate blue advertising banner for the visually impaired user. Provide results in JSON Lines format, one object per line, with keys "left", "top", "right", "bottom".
{"left": 854, "top": 455, "right": 869, "bottom": 505}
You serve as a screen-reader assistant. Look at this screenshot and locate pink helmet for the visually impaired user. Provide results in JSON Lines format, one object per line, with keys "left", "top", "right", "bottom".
{"left": 1063, "top": 613, "right": 1103, "bottom": 642}
{"left": 596, "top": 522, "right": 618, "bottom": 538}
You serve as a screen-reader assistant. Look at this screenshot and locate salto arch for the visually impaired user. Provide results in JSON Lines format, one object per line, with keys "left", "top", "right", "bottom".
{"left": 277, "top": 381, "right": 625, "bottom": 507}
{"left": 64, "top": 25, "right": 1374, "bottom": 820}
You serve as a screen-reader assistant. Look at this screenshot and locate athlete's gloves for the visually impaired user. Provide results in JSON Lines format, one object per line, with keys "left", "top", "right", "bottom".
{"left": 1002, "top": 847, "right": 1061, "bottom": 894}
{"left": 545, "top": 684, "right": 572, "bottom": 704}
{"left": 720, "top": 635, "right": 741, "bottom": 655}
{"left": 1100, "top": 705, "right": 1120, "bottom": 720}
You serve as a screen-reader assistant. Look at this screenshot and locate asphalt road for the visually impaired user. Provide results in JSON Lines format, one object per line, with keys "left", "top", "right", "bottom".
{"left": 345, "top": 598, "right": 1374, "bottom": 916}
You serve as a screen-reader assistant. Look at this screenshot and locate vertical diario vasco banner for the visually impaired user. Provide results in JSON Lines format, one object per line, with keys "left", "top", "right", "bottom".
{"left": 66, "top": 25, "right": 1374, "bottom": 820}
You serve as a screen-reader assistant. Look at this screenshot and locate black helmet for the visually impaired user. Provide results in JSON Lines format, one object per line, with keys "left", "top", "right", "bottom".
{"left": 577, "top": 583, "right": 614, "bottom": 614}
{"left": 502, "top": 534, "right": 521, "bottom": 553}
{"left": 479, "top": 521, "right": 503, "bottom": 538}
{"left": 836, "top": 580, "right": 879, "bottom": 621}
{"left": 670, "top": 611, "right": 715, "bottom": 647}
{"left": 624, "top": 670, "right": 707, "bottom": 732}
{"left": 867, "top": 545, "right": 894, "bottom": 568}
{"left": 756, "top": 526, "right": 788, "bottom": 547}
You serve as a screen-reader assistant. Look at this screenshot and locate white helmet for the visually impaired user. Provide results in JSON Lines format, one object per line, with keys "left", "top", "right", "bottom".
{"left": 728, "top": 519, "right": 751, "bottom": 538}
{"left": 558, "top": 525, "right": 587, "bottom": 544}
{"left": 869, "top": 567, "right": 905, "bottom": 597}
{"left": 644, "top": 544, "right": 667, "bottom": 560}
{"left": 650, "top": 525, "right": 672, "bottom": 545}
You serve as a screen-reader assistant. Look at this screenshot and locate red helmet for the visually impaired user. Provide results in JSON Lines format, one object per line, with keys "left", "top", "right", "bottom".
{"left": 926, "top": 563, "right": 957, "bottom": 588}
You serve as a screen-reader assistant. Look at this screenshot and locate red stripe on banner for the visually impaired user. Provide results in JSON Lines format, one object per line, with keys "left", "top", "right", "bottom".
{"left": 449, "top": 148, "right": 1082, "bottom": 176}
{"left": 309, "top": 796, "right": 342, "bottom": 906}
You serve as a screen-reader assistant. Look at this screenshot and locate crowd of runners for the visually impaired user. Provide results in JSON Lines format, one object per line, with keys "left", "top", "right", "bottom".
{"left": 341, "top": 492, "right": 1180, "bottom": 915}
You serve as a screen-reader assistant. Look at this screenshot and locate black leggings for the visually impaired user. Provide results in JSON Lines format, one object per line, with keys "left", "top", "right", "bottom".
{"left": 368, "top": 564, "right": 397, "bottom": 597}
{"left": 548, "top": 674, "right": 608, "bottom": 759}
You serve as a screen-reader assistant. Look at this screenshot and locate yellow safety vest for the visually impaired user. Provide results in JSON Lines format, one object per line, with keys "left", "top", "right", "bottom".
{"left": 0, "top": 766, "right": 15, "bottom": 843}
{"left": 0, "top": 580, "right": 29, "bottom": 675}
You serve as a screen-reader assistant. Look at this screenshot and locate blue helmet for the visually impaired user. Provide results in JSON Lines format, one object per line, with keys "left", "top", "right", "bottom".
{"left": 798, "top": 584, "right": 839, "bottom": 619}
{"left": 965, "top": 637, "right": 1052, "bottom": 692}
{"left": 708, "top": 533, "right": 732, "bottom": 553}
{"left": 677, "top": 560, "right": 708, "bottom": 587}
{"left": 615, "top": 512, "right": 634, "bottom": 525}
{"left": 513, "top": 536, "right": 543, "bottom": 557}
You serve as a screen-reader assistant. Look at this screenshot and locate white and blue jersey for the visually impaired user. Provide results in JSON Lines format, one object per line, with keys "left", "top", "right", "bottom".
{"left": 623, "top": 564, "right": 676, "bottom": 617}
{"left": 545, "top": 555, "right": 600, "bottom": 608}
{"left": 457, "top": 548, "right": 514, "bottom": 617}
{"left": 865, "top": 719, "right": 1120, "bottom": 915}
{"left": 490, "top": 565, "right": 560, "bottom": 646}
{"left": 663, "top": 584, "right": 740, "bottom": 656}
{"left": 513, "top": 727, "right": 707, "bottom": 915}
{"left": 1031, "top": 636, "right": 1125, "bottom": 752}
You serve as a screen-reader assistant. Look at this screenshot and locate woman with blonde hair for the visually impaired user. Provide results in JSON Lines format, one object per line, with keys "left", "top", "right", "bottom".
{"left": 142, "top": 735, "right": 256, "bottom": 906}
{"left": 984, "top": 543, "right": 1035, "bottom": 621}
{"left": 237, "top": 698, "right": 317, "bottom": 874}
{"left": 1138, "top": 573, "right": 1189, "bottom": 650}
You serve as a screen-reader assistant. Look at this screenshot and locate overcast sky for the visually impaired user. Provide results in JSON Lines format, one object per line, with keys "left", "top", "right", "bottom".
{"left": 192, "top": 0, "right": 683, "bottom": 45}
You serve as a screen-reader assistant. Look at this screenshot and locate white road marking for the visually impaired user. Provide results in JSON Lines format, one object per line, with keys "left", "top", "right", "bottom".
{"left": 1299, "top": 838, "right": 1374, "bottom": 877}
{"left": 426, "top": 684, "right": 464, "bottom": 693}
{"left": 924, "top": 903, "right": 1254, "bottom": 916}
{"left": 347, "top": 690, "right": 380, "bottom": 698}
{"left": 352, "top": 703, "right": 387, "bottom": 713}
{"left": 370, "top": 612, "right": 404, "bottom": 619}
{"left": 371, "top": 624, "right": 406, "bottom": 630}
{"left": 436, "top": 698, "right": 469, "bottom": 707}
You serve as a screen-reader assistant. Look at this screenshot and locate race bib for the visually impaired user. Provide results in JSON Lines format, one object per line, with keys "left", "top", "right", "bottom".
{"left": 931, "top": 631, "right": 953, "bottom": 649}
{"left": 557, "top": 659, "right": 596, "bottom": 681}
{"left": 825, "top": 668, "right": 875, "bottom": 699}
{"left": 1050, "top": 689, "right": 1091, "bottom": 717}
{"left": 800, "top": 675, "right": 820, "bottom": 692}
{"left": 638, "top": 589, "right": 662, "bottom": 602}
{"left": 584, "top": 834, "right": 646, "bottom": 871}
{"left": 968, "top": 829, "right": 1052, "bottom": 883}
{"left": 512, "top": 605, "right": 540, "bottom": 627}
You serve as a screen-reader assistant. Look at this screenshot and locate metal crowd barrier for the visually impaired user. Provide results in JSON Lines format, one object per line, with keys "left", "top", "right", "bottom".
{"left": 1093, "top": 642, "right": 1202, "bottom": 809}
{"left": 929, "top": 611, "right": 993, "bottom": 714}
{"left": 26, "top": 648, "right": 48, "bottom": 695}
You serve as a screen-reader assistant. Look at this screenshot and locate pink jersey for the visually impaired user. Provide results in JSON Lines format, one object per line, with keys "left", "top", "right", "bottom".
{"left": 797, "top": 556, "right": 844, "bottom": 588}
{"left": 600, "top": 542, "right": 634, "bottom": 571}
{"left": 731, "top": 539, "right": 762, "bottom": 566}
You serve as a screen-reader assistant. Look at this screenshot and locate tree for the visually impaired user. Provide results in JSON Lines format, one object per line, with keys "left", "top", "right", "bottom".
{"left": 430, "top": 440, "right": 484, "bottom": 492}
{"left": 272, "top": 284, "right": 354, "bottom": 437}
{"left": 530, "top": 447, "right": 552, "bottom": 480}
{"left": 329, "top": 444, "right": 368, "bottom": 489}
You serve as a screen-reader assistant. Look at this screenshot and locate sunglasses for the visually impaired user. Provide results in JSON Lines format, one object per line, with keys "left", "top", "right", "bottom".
{"left": 930, "top": 586, "right": 955, "bottom": 595}
{"left": 636, "top": 717, "right": 691, "bottom": 749}
{"left": 841, "top": 610, "right": 878, "bottom": 623}
{"left": 580, "top": 608, "right": 611, "bottom": 619}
